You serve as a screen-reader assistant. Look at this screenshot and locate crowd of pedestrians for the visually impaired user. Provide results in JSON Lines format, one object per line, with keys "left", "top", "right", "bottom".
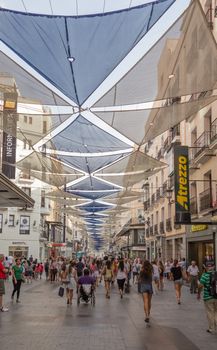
{"left": 0, "top": 253, "right": 217, "bottom": 335}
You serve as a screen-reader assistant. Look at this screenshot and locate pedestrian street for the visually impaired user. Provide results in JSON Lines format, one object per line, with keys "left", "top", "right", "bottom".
{"left": 0, "top": 279, "right": 216, "bottom": 350}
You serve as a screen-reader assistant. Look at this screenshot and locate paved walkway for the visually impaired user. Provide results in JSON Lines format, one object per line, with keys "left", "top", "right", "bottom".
{"left": 0, "top": 278, "right": 216, "bottom": 350}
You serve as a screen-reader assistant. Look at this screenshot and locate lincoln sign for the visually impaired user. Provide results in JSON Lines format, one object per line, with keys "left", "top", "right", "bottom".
{"left": 174, "top": 145, "right": 191, "bottom": 224}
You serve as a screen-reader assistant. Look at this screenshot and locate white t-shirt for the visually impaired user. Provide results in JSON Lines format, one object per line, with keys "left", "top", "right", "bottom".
{"left": 187, "top": 265, "right": 199, "bottom": 276}
{"left": 117, "top": 269, "right": 127, "bottom": 280}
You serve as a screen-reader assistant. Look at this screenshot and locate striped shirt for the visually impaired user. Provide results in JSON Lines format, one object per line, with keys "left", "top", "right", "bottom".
{"left": 200, "top": 272, "right": 213, "bottom": 301}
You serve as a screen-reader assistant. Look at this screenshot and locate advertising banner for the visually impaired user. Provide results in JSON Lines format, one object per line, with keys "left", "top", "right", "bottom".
{"left": 174, "top": 145, "right": 191, "bottom": 224}
{"left": 2, "top": 92, "right": 18, "bottom": 179}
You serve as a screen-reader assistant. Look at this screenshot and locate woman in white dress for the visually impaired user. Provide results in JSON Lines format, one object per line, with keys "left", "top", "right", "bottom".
{"left": 66, "top": 262, "right": 77, "bottom": 305}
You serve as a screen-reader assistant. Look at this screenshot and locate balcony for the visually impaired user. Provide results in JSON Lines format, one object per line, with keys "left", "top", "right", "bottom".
{"left": 171, "top": 124, "right": 180, "bottom": 141}
{"left": 190, "top": 196, "right": 198, "bottom": 215}
{"left": 190, "top": 131, "right": 211, "bottom": 161}
{"left": 211, "top": 118, "right": 217, "bottom": 143}
{"left": 144, "top": 198, "right": 150, "bottom": 211}
{"left": 156, "top": 188, "right": 161, "bottom": 201}
{"left": 166, "top": 218, "right": 172, "bottom": 232}
{"left": 199, "top": 188, "right": 212, "bottom": 212}
{"left": 157, "top": 147, "right": 164, "bottom": 160}
{"left": 205, "top": 6, "right": 213, "bottom": 30}
{"left": 162, "top": 181, "right": 168, "bottom": 196}
{"left": 151, "top": 193, "right": 155, "bottom": 205}
{"left": 159, "top": 221, "right": 165, "bottom": 234}
{"left": 154, "top": 224, "right": 158, "bottom": 235}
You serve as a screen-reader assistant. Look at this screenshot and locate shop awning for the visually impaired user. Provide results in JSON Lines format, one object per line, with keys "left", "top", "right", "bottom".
{"left": 0, "top": 172, "right": 34, "bottom": 207}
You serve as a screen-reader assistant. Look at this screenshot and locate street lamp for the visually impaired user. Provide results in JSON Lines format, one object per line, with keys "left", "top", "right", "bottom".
{"left": 166, "top": 189, "right": 174, "bottom": 204}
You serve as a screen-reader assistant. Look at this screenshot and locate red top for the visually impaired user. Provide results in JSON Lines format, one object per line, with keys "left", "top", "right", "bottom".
{"left": 0, "top": 261, "right": 6, "bottom": 279}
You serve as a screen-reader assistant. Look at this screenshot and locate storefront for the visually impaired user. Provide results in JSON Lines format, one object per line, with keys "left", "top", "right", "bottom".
{"left": 187, "top": 225, "right": 214, "bottom": 269}
{"left": 8, "top": 242, "right": 29, "bottom": 258}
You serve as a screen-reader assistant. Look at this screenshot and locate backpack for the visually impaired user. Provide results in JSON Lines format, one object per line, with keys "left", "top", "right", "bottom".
{"left": 209, "top": 272, "right": 217, "bottom": 299}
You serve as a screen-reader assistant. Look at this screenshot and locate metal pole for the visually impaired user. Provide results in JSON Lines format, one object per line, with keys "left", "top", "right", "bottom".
{"left": 63, "top": 183, "right": 66, "bottom": 243}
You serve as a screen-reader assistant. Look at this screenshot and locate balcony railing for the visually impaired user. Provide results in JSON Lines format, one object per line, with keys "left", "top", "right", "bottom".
{"left": 190, "top": 196, "right": 198, "bottom": 215}
{"left": 154, "top": 224, "right": 158, "bottom": 235}
{"left": 211, "top": 118, "right": 217, "bottom": 143}
{"left": 159, "top": 221, "right": 164, "bottom": 234}
{"left": 205, "top": 6, "right": 213, "bottom": 30}
{"left": 199, "top": 188, "right": 212, "bottom": 211}
{"left": 144, "top": 198, "right": 150, "bottom": 211}
{"left": 171, "top": 124, "right": 180, "bottom": 140}
{"left": 156, "top": 188, "right": 161, "bottom": 201}
{"left": 166, "top": 218, "right": 172, "bottom": 232}
{"left": 162, "top": 181, "right": 168, "bottom": 196}
{"left": 151, "top": 193, "right": 155, "bottom": 205}
{"left": 190, "top": 131, "right": 211, "bottom": 160}
{"left": 157, "top": 147, "right": 164, "bottom": 160}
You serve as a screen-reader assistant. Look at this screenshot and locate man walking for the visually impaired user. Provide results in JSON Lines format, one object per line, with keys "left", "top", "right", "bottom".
{"left": 198, "top": 263, "right": 217, "bottom": 334}
{"left": 187, "top": 260, "right": 199, "bottom": 293}
{"left": 0, "top": 254, "right": 9, "bottom": 312}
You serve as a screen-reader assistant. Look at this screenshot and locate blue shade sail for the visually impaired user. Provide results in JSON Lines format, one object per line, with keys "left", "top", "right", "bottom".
{"left": 66, "top": 176, "right": 120, "bottom": 192}
{"left": 0, "top": 0, "right": 175, "bottom": 104}
{"left": 78, "top": 201, "right": 114, "bottom": 213}
{"left": 43, "top": 115, "right": 131, "bottom": 153}
{"left": 68, "top": 190, "right": 119, "bottom": 200}
{"left": 55, "top": 152, "right": 130, "bottom": 173}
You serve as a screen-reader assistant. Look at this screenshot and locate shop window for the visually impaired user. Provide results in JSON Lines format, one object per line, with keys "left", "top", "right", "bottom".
{"left": 24, "top": 115, "right": 27, "bottom": 123}
{"left": 29, "top": 116, "right": 32, "bottom": 124}
{"left": 8, "top": 214, "right": 15, "bottom": 227}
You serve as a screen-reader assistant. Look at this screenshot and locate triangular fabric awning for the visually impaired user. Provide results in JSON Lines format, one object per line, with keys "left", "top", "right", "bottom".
{"left": 16, "top": 151, "right": 84, "bottom": 186}
{"left": 43, "top": 115, "right": 131, "bottom": 153}
{"left": 54, "top": 152, "right": 131, "bottom": 174}
{"left": 66, "top": 176, "right": 121, "bottom": 193}
{"left": 0, "top": 0, "right": 175, "bottom": 105}
{"left": 94, "top": 150, "right": 165, "bottom": 174}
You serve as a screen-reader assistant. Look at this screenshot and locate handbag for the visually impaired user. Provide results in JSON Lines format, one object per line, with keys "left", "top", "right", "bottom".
{"left": 58, "top": 286, "right": 64, "bottom": 297}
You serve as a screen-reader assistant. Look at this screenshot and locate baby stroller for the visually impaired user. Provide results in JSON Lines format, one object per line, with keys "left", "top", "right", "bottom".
{"left": 77, "top": 284, "right": 95, "bottom": 306}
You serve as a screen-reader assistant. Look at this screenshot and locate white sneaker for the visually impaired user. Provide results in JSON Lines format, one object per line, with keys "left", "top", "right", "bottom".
{"left": 1, "top": 307, "right": 9, "bottom": 312}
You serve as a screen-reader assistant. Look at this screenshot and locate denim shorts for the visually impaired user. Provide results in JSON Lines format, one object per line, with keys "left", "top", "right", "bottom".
{"left": 140, "top": 283, "right": 153, "bottom": 294}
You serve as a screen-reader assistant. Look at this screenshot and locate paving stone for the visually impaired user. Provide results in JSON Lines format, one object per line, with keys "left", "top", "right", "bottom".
{"left": 0, "top": 279, "right": 216, "bottom": 349}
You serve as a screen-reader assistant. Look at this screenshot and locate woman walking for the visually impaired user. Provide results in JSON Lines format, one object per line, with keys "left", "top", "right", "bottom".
{"left": 102, "top": 260, "right": 113, "bottom": 299}
{"left": 11, "top": 258, "right": 24, "bottom": 303}
{"left": 139, "top": 261, "right": 153, "bottom": 326}
{"left": 67, "top": 262, "right": 77, "bottom": 305}
{"left": 170, "top": 259, "right": 183, "bottom": 304}
{"left": 116, "top": 260, "right": 127, "bottom": 299}
{"left": 158, "top": 261, "right": 165, "bottom": 291}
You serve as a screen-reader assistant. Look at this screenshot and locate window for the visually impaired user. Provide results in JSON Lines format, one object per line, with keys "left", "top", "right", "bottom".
{"left": 27, "top": 139, "right": 32, "bottom": 149}
{"left": 0, "top": 214, "right": 2, "bottom": 233}
{"left": 23, "top": 139, "right": 27, "bottom": 149}
{"left": 29, "top": 116, "right": 32, "bottom": 124}
{"left": 8, "top": 215, "right": 15, "bottom": 227}
{"left": 41, "top": 190, "right": 45, "bottom": 208}
{"left": 24, "top": 115, "right": 27, "bottom": 123}
{"left": 21, "top": 187, "right": 31, "bottom": 197}
{"left": 43, "top": 121, "right": 47, "bottom": 134}
{"left": 20, "top": 216, "right": 30, "bottom": 235}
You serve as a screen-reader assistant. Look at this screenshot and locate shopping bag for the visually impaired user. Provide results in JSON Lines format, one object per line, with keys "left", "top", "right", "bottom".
{"left": 58, "top": 286, "right": 64, "bottom": 297}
